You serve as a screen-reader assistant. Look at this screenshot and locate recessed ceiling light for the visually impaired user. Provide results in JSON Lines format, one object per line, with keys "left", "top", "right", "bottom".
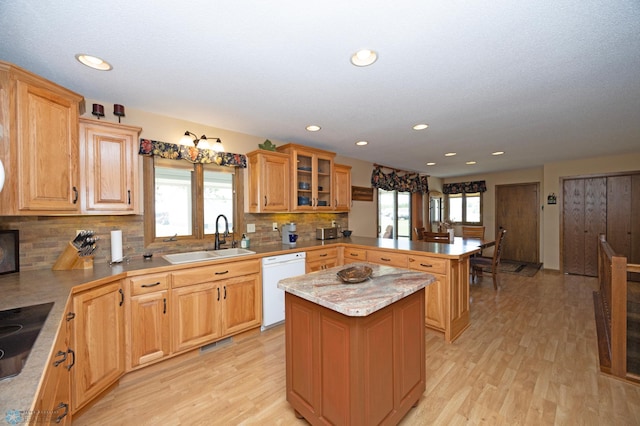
{"left": 426, "top": 162, "right": 436, "bottom": 166}
{"left": 75, "top": 54, "right": 112, "bottom": 71}
{"left": 355, "top": 141, "right": 368, "bottom": 146}
{"left": 492, "top": 151, "right": 505, "bottom": 156}
{"left": 444, "top": 152, "right": 456, "bottom": 157}
{"left": 306, "top": 125, "right": 321, "bottom": 132}
{"left": 351, "top": 49, "right": 378, "bottom": 67}
{"left": 466, "top": 161, "right": 477, "bottom": 165}
{"left": 413, "top": 123, "right": 429, "bottom": 130}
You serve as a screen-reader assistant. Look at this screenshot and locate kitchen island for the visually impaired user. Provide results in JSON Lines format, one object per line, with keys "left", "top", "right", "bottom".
{"left": 278, "top": 262, "right": 434, "bottom": 426}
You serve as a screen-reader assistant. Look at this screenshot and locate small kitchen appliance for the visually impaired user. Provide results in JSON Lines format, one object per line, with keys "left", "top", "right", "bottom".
{"left": 316, "top": 227, "right": 338, "bottom": 240}
{"left": 282, "top": 223, "right": 297, "bottom": 244}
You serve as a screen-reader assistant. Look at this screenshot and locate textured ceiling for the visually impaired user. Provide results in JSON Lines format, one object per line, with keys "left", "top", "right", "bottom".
{"left": 1, "top": 0, "right": 639, "bottom": 177}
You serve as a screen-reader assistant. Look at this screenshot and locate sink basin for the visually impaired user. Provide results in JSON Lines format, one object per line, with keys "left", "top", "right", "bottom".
{"left": 162, "top": 248, "right": 256, "bottom": 264}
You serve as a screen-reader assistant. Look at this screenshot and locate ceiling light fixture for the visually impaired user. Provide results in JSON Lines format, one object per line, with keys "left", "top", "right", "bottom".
{"left": 413, "top": 124, "right": 429, "bottom": 130}
{"left": 180, "top": 131, "right": 224, "bottom": 152}
{"left": 426, "top": 162, "right": 436, "bottom": 166}
{"left": 492, "top": 151, "right": 505, "bottom": 156}
{"left": 355, "top": 141, "right": 368, "bottom": 146}
{"left": 444, "top": 152, "right": 456, "bottom": 157}
{"left": 306, "top": 125, "right": 321, "bottom": 132}
{"left": 466, "top": 161, "right": 477, "bottom": 165}
{"left": 351, "top": 49, "right": 378, "bottom": 67}
{"left": 75, "top": 54, "right": 112, "bottom": 71}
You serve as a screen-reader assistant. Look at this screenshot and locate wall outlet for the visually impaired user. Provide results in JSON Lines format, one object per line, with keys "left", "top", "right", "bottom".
{"left": 272, "top": 222, "right": 278, "bottom": 231}
{"left": 331, "top": 220, "right": 336, "bottom": 227}
{"left": 247, "top": 224, "right": 256, "bottom": 233}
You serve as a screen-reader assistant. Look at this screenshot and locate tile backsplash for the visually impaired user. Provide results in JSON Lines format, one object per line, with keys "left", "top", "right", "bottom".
{"left": 0, "top": 212, "right": 348, "bottom": 271}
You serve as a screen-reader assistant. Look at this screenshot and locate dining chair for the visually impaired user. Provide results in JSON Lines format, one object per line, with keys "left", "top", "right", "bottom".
{"left": 424, "top": 231, "right": 451, "bottom": 243}
{"left": 462, "top": 226, "right": 485, "bottom": 239}
{"left": 470, "top": 229, "right": 507, "bottom": 290}
{"left": 414, "top": 227, "right": 425, "bottom": 240}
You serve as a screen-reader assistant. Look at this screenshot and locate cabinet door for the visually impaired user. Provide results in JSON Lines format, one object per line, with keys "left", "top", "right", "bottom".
{"left": 292, "top": 150, "right": 334, "bottom": 211}
{"left": 424, "top": 274, "right": 446, "bottom": 331}
{"left": 71, "top": 281, "right": 125, "bottom": 411}
{"left": 247, "top": 151, "right": 290, "bottom": 212}
{"left": 16, "top": 80, "right": 80, "bottom": 212}
{"left": 221, "top": 274, "right": 261, "bottom": 336}
{"left": 333, "top": 164, "right": 351, "bottom": 212}
{"left": 32, "top": 314, "right": 71, "bottom": 424}
{"left": 171, "top": 282, "right": 221, "bottom": 353}
{"left": 130, "top": 291, "right": 170, "bottom": 368}
{"left": 80, "top": 119, "right": 141, "bottom": 214}
{"left": 306, "top": 258, "right": 338, "bottom": 273}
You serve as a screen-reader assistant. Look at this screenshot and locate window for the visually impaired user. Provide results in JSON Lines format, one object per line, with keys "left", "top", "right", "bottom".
{"left": 447, "top": 192, "right": 482, "bottom": 225}
{"left": 377, "top": 189, "right": 411, "bottom": 240}
{"left": 145, "top": 157, "right": 243, "bottom": 244}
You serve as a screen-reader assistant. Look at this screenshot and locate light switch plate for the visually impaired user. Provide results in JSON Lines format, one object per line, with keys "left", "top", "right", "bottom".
{"left": 247, "top": 224, "right": 256, "bottom": 233}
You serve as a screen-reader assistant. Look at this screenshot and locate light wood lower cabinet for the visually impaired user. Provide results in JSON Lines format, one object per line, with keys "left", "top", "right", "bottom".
{"left": 407, "top": 255, "right": 447, "bottom": 331}
{"left": 343, "top": 247, "right": 367, "bottom": 265}
{"left": 70, "top": 280, "right": 125, "bottom": 412}
{"left": 127, "top": 273, "right": 171, "bottom": 369}
{"left": 31, "top": 302, "right": 72, "bottom": 425}
{"left": 306, "top": 247, "right": 339, "bottom": 272}
{"left": 366, "top": 249, "right": 408, "bottom": 267}
{"left": 171, "top": 259, "right": 261, "bottom": 353}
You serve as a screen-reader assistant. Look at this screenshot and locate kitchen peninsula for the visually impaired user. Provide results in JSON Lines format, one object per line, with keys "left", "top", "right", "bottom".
{"left": 278, "top": 263, "right": 434, "bottom": 425}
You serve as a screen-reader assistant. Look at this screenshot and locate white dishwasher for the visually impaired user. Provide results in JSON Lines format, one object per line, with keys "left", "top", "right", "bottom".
{"left": 261, "top": 252, "right": 306, "bottom": 330}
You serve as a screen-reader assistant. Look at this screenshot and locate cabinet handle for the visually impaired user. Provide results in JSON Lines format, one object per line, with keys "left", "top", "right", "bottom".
{"left": 163, "top": 298, "right": 167, "bottom": 314}
{"left": 141, "top": 282, "right": 161, "bottom": 288}
{"left": 264, "top": 196, "right": 267, "bottom": 207}
{"left": 217, "top": 287, "right": 220, "bottom": 301}
{"left": 119, "top": 288, "right": 124, "bottom": 306}
{"left": 66, "top": 312, "right": 75, "bottom": 322}
{"left": 127, "top": 190, "right": 131, "bottom": 205}
{"left": 224, "top": 286, "right": 227, "bottom": 299}
{"left": 72, "top": 186, "right": 78, "bottom": 204}
{"left": 350, "top": 253, "right": 359, "bottom": 257}
{"left": 420, "top": 263, "right": 434, "bottom": 268}
{"left": 53, "top": 350, "right": 67, "bottom": 367}
{"left": 66, "top": 349, "right": 75, "bottom": 371}
{"left": 381, "top": 257, "right": 391, "bottom": 262}
{"left": 320, "top": 253, "right": 328, "bottom": 257}
{"left": 215, "top": 270, "right": 229, "bottom": 275}
{"left": 55, "top": 402, "right": 69, "bottom": 423}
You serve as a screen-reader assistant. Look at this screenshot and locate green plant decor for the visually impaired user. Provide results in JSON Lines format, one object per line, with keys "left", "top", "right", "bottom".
{"left": 259, "top": 139, "right": 277, "bottom": 151}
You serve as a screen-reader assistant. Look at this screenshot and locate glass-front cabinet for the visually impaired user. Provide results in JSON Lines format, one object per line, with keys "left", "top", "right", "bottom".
{"left": 277, "top": 144, "right": 335, "bottom": 211}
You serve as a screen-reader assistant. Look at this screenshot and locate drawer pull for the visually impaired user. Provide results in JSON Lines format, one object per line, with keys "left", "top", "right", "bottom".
{"left": 53, "top": 350, "right": 67, "bottom": 367}
{"left": 420, "top": 263, "right": 434, "bottom": 268}
{"left": 350, "top": 253, "right": 359, "bottom": 257}
{"left": 320, "top": 253, "right": 328, "bottom": 257}
{"left": 66, "top": 349, "right": 75, "bottom": 371}
{"left": 380, "top": 257, "right": 391, "bottom": 262}
{"left": 55, "top": 402, "right": 69, "bottom": 423}
{"left": 141, "top": 281, "right": 161, "bottom": 288}
{"left": 215, "top": 270, "right": 229, "bottom": 275}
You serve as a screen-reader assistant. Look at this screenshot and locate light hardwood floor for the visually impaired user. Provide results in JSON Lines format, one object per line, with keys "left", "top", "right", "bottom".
{"left": 74, "top": 269, "right": 640, "bottom": 425}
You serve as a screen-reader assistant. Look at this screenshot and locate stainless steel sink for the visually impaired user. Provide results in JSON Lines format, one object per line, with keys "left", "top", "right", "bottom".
{"left": 162, "top": 248, "right": 256, "bottom": 264}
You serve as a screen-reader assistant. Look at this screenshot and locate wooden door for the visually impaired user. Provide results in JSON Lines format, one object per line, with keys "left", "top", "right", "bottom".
{"left": 333, "top": 164, "right": 352, "bottom": 211}
{"left": 171, "top": 282, "right": 220, "bottom": 353}
{"left": 130, "top": 291, "right": 170, "bottom": 368}
{"left": 221, "top": 274, "right": 261, "bottom": 336}
{"left": 562, "top": 177, "right": 607, "bottom": 276}
{"left": 495, "top": 183, "right": 540, "bottom": 263}
{"left": 607, "top": 175, "right": 632, "bottom": 259}
{"left": 71, "top": 281, "right": 125, "bottom": 411}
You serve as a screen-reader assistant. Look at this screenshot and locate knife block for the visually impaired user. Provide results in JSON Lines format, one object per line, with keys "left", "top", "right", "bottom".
{"left": 52, "top": 242, "right": 94, "bottom": 270}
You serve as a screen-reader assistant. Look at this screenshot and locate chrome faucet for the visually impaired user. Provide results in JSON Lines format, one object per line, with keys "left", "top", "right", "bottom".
{"left": 214, "top": 214, "right": 229, "bottom": 250}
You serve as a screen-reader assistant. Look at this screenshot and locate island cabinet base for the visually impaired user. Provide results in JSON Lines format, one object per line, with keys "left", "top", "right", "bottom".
{"left": 284, "top": 289, "right": 426, "bottom": 426}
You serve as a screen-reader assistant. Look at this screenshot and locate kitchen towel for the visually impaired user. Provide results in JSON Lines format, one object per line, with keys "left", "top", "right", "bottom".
{"left": 111, "top": 230, "right": 123, "bottom": 262}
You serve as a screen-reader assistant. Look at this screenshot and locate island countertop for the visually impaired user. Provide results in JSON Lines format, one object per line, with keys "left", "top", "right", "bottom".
{"left": 278, "top": 262, "right": 435, "bottom": 316}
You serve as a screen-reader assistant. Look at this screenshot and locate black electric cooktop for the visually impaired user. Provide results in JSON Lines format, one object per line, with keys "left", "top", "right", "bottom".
{"left": 0, "top": 302, "right": 54, "bottom": 381}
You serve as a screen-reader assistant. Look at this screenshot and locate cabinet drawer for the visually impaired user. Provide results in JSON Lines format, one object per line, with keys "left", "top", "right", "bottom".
{"left": 343, "top": 247, "right": 366, "bottom": 262}
{"left": 306, "top": 247, "right": 338, "bottom": 263}
{"left": 408, "top": 255, "right": 447, "bottom": 275}
{"left": 130, "top": 273, "right": 169, "bottom": 296}
{"left": 366, "top": 250, "right": 408, "bottom": 267}
{"left": 172, "top": 259, "right": 260, "bottom": 288}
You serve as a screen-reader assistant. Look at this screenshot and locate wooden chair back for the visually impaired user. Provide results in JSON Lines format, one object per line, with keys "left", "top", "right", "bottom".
{"left": 414, "top": 227, "right": 425, "bottom": 240}
{"left": 462, "top": 226, "right": 485, "bottom": 239}
{"left": 470, "top": 229, "right": 507, "bottom": 290}
{"left": 424, "top": 231, "right": 451, "bottom": 243}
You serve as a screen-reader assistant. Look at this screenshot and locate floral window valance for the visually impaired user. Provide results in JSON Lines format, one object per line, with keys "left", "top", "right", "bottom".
{"left": 370, "top": 165, "right": 429, "bottom": 193}
{"left": 139, "top": 139, "right": 247, "bottom": 168}
{"left": 442, "top": 180, "right": 487, "bottom": 194}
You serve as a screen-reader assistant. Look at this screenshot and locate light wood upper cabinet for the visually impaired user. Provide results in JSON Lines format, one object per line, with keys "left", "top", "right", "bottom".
{"left": 70, "top": 280, "right": 125, "bottom": 412}
{"left": 246, "top": 150, "right": 290, "bottom": 212}
{"left": 334, "top": 163, "right": 352, "bottom": 212}
{"left": 0, "top": 61, "right": 85, "bottom": 215}
{"left": 277, "top": 143, "right": 335, "bottom": 211}
{"left": 79, "top": 118, "right": 142, "bottom": 214}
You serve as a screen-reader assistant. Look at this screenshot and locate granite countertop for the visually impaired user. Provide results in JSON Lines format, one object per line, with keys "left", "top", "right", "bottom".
{"left": 278, "top": 262, "right": 434, "bottom": 316}
{"left": 0, "top": 235, "right": 480, "bottom": 412}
